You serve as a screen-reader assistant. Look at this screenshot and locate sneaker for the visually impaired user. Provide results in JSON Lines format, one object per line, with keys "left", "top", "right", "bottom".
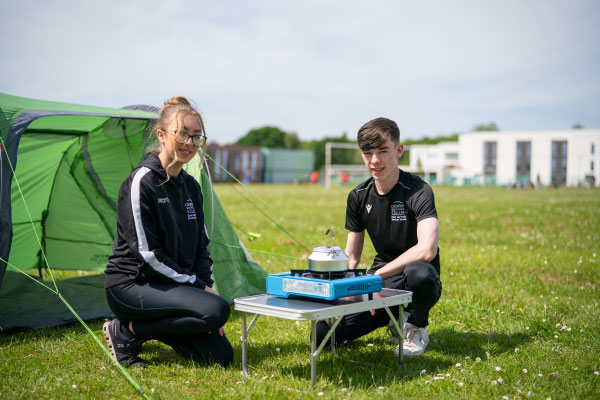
{"left": 102, "top": 319, "right": 146, "bottom": 367}
{"left": 387, "top": 311, "right": 410, "bottom": 344}
{"left": 394, "top": 323, "right": 429, "bottom": 357}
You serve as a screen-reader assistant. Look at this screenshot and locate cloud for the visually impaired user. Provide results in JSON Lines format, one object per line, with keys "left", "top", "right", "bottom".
{"left": 1, "top": 0, "right": 598, "bottom": 142}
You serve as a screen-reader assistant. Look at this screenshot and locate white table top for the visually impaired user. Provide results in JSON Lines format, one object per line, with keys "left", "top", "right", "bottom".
{"left": 234, "top": 288, "right": 412, "bottom": 321}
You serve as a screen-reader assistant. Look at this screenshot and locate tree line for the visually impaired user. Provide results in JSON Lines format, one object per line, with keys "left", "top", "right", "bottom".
{"left": 231, "top": 123, "right": 499, "bottom": 171}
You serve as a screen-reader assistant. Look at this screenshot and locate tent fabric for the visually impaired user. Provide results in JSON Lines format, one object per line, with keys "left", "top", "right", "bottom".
{"left": 0, "top": 92, "right": 266, "bottom": 329}
{"left": 0, "top": 271, "right": 111, "bottom": 331}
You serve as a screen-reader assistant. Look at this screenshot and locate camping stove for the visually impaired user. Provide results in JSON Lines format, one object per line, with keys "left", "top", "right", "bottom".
{"left": 266, "top": 269, "right": 383, "bottom": 301}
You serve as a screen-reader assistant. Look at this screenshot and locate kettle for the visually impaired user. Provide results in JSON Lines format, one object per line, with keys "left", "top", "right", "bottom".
{"left": 308, "top": 229, "right": 349, "bottom": 272}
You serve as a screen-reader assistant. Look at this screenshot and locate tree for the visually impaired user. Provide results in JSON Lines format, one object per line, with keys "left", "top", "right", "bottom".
{"left": 572, "top": 123, "right": 584, "bottom": 129}
{"left": 473, "top": 122, "right": 499, "bottom": 131}
{"left": 235, "top": 126, "right": 301, "bottom": 149}
{"left": 283, "top": 132, "right": 301, "bottom": 149}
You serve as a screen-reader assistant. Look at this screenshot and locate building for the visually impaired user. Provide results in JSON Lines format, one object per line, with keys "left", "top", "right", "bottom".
{"left": 206, "top": 145, "right": 263, "bottom": 183}
{"left": 407, "top": 130, "right": 600, "bottom": 187}
{"left": 205, "top": 145, "right": 314, "bottom": 184}
{"left": 262, "top": 148, "right": 314, "bottom": 183}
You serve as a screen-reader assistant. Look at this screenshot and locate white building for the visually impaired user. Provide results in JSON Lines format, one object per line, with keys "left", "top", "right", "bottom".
{"left": 407, "top": 130, "right": 600, "bottom": 187}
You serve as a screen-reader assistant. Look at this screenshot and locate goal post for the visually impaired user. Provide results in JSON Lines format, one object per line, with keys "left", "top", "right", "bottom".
{"left": 325, "top": 142, "right": 369, "bottom": 188}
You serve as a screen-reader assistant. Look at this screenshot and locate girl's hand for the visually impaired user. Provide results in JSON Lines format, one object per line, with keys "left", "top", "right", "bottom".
{"left": 205, "top": 286, "right": 219, "bottom": 296}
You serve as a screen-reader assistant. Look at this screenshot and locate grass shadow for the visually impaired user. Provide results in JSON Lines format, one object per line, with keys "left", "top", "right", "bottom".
{"left": 429, "top": 327, "right": 532, "bottom": 358}
{"left": 227, "top": 326, "right": 534, "bottom": 388}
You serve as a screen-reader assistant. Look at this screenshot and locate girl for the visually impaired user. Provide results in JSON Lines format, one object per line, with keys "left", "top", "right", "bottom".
{"left": 103, "top": 96, "right": 233, "bottom": 367}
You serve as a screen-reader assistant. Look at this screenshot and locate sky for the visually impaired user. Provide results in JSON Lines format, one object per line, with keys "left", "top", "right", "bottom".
{"left": 1, "top": 0, "right": 599, "bottom": 144}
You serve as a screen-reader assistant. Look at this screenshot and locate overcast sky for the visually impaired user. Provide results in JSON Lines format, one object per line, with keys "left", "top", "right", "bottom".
{"left": 1, "top": 0, "right": 598, "bottom": 143}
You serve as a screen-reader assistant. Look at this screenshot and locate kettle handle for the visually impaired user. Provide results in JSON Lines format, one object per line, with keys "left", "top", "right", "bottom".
{"left": 324, "top": 228, "right": 334, "bottom": 247}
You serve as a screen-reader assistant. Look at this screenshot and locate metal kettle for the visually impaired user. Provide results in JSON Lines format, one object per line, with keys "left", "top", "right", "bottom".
{"left": 308, "top": 229, "right": 349, "bottom": 272}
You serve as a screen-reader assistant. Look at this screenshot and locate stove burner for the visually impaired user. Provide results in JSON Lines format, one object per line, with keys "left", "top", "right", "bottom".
{"left": 289, "top": 269, "right": 368, "bottom": 280}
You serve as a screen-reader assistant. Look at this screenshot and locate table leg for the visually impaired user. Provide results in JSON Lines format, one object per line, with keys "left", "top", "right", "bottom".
{"left": 241, "top": 312, "right": 249, "bottom": 378}
{"left": 384, "top": 306, "right": 404, "bottom": 370}
{"left": 398, "top": 307, "right": 404, "bottom": 370}
{"left": 311, "top": 320, "right": 317, "bottom": 388}
{"left": 329, "top": 318, "right": 337, "bottom": 356}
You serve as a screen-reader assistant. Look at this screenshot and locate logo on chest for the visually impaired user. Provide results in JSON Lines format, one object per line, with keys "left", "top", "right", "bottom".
{"left": 366, "top": 204, "right": 372, "bottom": 214}
{"left": 391, "top": 201, "right": 406, "bottom": 222}
{"left": 184, "top": 199, "right": 197, "bottom": 220}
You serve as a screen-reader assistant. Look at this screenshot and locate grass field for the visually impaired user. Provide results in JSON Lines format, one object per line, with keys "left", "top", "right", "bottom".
{"left": 1, "top": 185, "right": 599, "bottom": 399}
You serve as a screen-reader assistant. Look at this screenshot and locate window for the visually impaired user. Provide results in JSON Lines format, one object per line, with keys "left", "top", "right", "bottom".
{"left": 592, "top": 143, "right": 595, "bottom": 155}
{"left": 551, "top": 141, "right": 567, "bottom": 186}
{"left": 214, "top": 149, "right": 222, "bottom": 182}
{"left": 233, "top": 151, "right": 241, "bottom": 178}
{"left": 483, "top": 141, "right": 497, "bottom": 184}
{"left": 445, "top": 152, "right": 458, "bottom": 160}
{"left": 516, "top": 141, "right": 531, "bottom": 184}
{"left": 222, "top": 150, "right": 230, "bottom": 182}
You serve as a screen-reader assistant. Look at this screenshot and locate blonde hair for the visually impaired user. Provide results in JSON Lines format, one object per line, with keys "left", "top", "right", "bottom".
{"left": 153, "top": 96, "right": 206, "bottom": 181}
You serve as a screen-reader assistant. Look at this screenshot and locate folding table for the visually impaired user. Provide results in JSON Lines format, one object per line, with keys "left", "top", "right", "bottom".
{"left": 233, "top": 288, "right": 412, "bottom": 388}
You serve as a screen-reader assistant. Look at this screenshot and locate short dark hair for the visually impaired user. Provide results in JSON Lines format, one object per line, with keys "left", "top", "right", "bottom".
{"left": 356, "top": 117, "right": 400, "bottom": 151}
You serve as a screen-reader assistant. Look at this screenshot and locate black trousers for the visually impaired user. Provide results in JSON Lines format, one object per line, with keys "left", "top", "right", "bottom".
{"left": 316, "top": 261, "right": 442, "bottom": 346}
{"left": 106, "top": 280, "right": 233, "bottom": 367}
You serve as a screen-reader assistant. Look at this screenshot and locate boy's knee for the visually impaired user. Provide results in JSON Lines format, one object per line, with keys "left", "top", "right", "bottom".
{"left": 404, "top": 262, "right": 439, "bottom": 289}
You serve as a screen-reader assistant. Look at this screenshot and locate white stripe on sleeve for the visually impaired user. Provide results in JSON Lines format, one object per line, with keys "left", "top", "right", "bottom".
{"left": 131, "top": 167, "right": 196, "bottom": 284}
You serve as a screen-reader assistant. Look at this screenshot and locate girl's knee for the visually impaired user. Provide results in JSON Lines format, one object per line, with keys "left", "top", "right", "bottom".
{"left": 208, "top": 297, "right": 231, "bottom": 327}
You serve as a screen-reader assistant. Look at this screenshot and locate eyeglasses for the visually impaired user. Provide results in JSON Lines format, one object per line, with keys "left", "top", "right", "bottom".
{"left": 165, "top": 129, "right": 206, "bottom": 147}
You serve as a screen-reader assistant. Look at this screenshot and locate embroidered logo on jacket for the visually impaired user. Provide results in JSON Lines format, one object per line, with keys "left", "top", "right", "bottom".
{"left": 185, "top": 199, "right": 197, "bottom": 220}
{"left": 391, "top": 201, "right": 406, "bottom": 222}
{"left": 157, "top": 197, "right": 170, "bottom": 204}
{"left": 366, "top": 204, "right": 372, "bottom": 214}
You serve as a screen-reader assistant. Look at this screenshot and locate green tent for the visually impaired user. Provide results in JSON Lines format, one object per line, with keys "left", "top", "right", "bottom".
{"left": 0, "top": 92, "right": 266, "bottom": 329}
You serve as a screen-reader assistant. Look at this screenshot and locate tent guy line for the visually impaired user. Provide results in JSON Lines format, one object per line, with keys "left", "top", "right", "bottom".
{"left": 0, "top": 136, "right": 147, "bottom": 397}
{"left": 205, "top": 152, "right": 316, "bottom": 249}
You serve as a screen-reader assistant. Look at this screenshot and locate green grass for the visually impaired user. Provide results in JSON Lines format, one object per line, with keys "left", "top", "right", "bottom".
{"left": 2, "top": 185, "right": 599, "bottom": 399}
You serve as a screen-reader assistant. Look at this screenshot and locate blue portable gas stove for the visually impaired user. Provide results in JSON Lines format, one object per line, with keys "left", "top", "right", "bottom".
{"left": 266, "top": 269, "right": 382, "bottom": 301}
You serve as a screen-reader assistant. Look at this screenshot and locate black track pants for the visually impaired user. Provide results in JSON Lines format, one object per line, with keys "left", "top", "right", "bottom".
{"left": 106, "top": 280, "right": 233, "bottom": 366}
{"left": 316, "top": 261, "right": 442, "bottom": 346}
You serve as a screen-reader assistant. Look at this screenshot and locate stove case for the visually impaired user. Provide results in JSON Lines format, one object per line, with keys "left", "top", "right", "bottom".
{"left": 266, "top": 270, "right": 383, "bottom": 301}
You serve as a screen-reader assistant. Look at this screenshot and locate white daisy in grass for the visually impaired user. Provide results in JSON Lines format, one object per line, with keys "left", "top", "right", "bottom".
{"left": 475, "top": 357, "right": 482, "bottom": 362}
{"left": 495, "top": 366, "right": 501, "bottom": 371}
{"left": 523, "top": 369, "right": 528, "bottom": 373}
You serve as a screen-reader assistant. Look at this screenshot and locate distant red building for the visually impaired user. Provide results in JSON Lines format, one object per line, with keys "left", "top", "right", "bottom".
{"left": 206, "top": 145, "right": 263, "bottom": 183}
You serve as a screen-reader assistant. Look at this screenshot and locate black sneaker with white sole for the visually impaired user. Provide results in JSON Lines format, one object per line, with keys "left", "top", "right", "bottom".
{"left": 102, "top": 319, "right": 146, "bottom": 368}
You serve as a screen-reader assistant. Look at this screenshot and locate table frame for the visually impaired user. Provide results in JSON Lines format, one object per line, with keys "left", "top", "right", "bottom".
{"left": 234, "top": 288, "right": 412, "bottom": 388}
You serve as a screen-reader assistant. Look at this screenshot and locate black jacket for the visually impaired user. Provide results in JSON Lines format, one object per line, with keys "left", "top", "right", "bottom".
{"left": 104, "top": 152, "right": 213, "bottom": 289}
